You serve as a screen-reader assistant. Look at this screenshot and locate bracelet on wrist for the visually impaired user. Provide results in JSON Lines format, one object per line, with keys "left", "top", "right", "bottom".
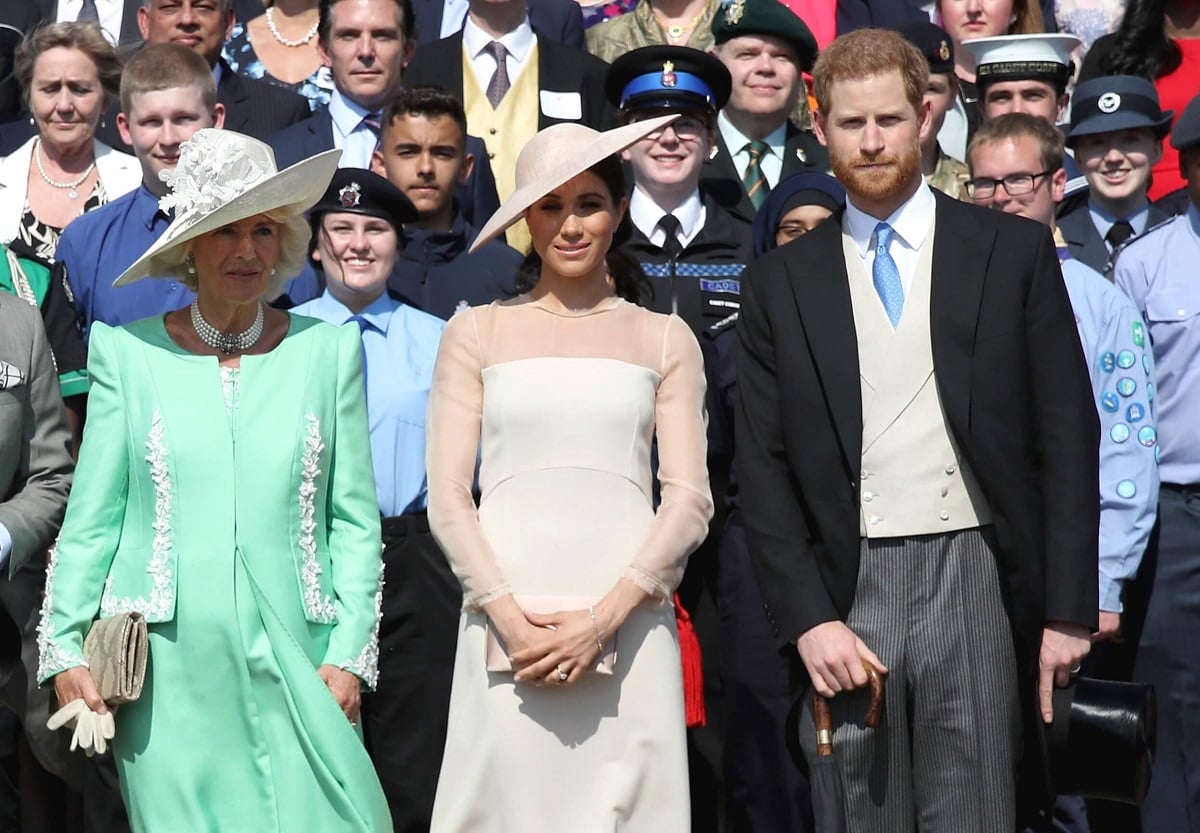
{"left": 588, "top": 605, "right": 604, "bottom": 651}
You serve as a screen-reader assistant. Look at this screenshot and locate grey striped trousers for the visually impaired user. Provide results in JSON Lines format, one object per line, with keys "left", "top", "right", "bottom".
{"left": 799, "top": 527, "right": 1022, "bottom": 833}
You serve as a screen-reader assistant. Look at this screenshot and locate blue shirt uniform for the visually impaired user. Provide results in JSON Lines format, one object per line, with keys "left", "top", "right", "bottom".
{"left": 1058, "top": 246, "right": 1160, "bottom": 612}
{"left": 55, "top": 184, "right": 194, "bottom": 340}
{"left": 1113, "top": 205, "right": 1200, "bottom": 488}
{"left": 291, "top": 291, "right": 445, "bottom": 517}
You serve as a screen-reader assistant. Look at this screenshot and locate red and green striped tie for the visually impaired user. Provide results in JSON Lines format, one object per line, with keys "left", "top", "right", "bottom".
{"left": 742, "top": 140, "right": 770, "bottom": 209}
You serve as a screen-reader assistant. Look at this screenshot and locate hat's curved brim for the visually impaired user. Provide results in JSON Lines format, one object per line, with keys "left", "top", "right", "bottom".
{"left": 1067, "top": 111, "right": 1175, "bottom": 143}
{"left": 113, "top": 148, "right": 343, "bottom": 287}
{"left": 468, "top": 114, "right": 679, "bottom": 254}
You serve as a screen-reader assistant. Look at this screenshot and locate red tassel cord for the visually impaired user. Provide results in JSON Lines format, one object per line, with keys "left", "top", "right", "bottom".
{"left": 673, "top": 592, "right": 706, "bottom": 728}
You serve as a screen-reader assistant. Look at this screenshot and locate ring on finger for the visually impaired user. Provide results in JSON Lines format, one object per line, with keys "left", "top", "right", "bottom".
{"left": 557, "top": 665, "right": 569, "bottom": 682}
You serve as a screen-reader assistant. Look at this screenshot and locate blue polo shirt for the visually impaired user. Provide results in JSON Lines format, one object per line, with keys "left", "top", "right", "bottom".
{"left": 291, "top": 290, "right": 445, "bottom": 517}
{"left": 55, "top": 184, "right": 195, "bottom": 340}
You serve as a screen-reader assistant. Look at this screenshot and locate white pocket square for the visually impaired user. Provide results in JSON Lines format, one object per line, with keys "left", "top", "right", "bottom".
{"left": 0, "top": 361, "right": 23, "bottom": 390}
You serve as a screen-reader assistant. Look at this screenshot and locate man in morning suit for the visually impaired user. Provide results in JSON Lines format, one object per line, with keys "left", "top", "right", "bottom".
{"left": 735, "top": 29, "right": 1098, "bottom": 831}
{"left": 266, "top": 0, "right": 501, "bottom": 230}
{"left": 1061, "top": 75, "right": 1175, "bottom": 275}
{"left": 93, "top": 0, "right": 310, "bottom": 151}
{"left": 402, "top": 0, "right": 612, "bottom": 251}
{"left": 703, "top": 0, "right": 828, "bottom": 224}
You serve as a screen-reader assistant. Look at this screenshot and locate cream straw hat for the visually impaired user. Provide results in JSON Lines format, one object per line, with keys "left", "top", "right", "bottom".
{"left": 469, "top": 114, "right": 679, "bottom": 253}
{"left": 113, "top": 129, "right": 340, "bottom": 286}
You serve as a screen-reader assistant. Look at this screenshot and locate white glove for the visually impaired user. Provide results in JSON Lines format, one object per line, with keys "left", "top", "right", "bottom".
{"left": 47, "top": 698, "right": 116, "bottom": 757}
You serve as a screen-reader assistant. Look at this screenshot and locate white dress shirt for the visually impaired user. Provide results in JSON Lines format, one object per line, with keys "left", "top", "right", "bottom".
{"left": 56, "top": 0, "right": 124, "bottom": 46}
{"left": 629, "top": 187, "right": 706, "bottom": 248}
{"left": 717, "top": 111, "right": 786, "bottom": 189}
{"left": 843, "top": 182, "right": 936, "bottom": 323}
{"left": 326, "top": 89, "right": 381, "bottom": 170}
{"left": 462, "top": 17, "right": 536, "bottom": 95}
{"left": 440, "top": 0, "right": 470, "bottom": 38}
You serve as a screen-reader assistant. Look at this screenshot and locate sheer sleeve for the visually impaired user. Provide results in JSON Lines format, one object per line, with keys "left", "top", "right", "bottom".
{"left": 622, "top": 315, "right": 714, "bottom": 600}
{"left": 426, "top": 309, "right": 509, "bottom": 610}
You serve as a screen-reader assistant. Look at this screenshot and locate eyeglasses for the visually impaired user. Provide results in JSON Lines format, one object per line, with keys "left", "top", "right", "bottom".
{"left": 965, "top": 170, "right": 1055, "bottom": 200}
{"left": 634, "top": 116, "right": 709, "bottom": 142}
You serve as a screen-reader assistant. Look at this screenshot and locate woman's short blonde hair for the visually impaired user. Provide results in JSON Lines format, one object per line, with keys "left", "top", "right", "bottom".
{"left": 153, "top": 211, "right": 312, "bottom": 301}
{"left": 14, "top": 22, "right": 123, "bottom": 112}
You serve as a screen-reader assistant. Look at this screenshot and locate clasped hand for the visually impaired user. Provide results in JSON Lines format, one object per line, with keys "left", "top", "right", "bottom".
{"left": 1038, "top": 621, "right": 1091, "bottom": 723}
{"left": 505, "top": 608, "right": 603, "bottom": 687}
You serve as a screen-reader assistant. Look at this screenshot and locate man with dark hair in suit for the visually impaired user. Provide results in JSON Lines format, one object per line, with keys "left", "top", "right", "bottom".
{"left": 703, "top": 0, "right": 828, "bottom": 223}
{"left": 267, "top": 0, "right": 501, "bottom": 229}
{"left": 402, "top": 0, "right": 613, "bottom": 251}
{"left": 91, "top": 0, "right": 310, "bottom": 150}
{"left": 736, "top": 27, "right": 1097, "bottom": 831}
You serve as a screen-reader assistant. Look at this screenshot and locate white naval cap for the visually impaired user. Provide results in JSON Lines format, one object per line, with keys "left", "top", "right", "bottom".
{"left": 961, "top": 33, "right": 1081, "bottom": 87}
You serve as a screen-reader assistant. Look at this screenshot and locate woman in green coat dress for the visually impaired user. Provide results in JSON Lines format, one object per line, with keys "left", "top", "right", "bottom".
{"left": 37, "top": 129, "right": 392, "bottom": 833}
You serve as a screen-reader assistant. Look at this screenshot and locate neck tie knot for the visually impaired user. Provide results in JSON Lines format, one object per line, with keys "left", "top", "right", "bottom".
{"left": 741, "top": 141, "right": 771, "bottom": 209}
{"left": 485, "top": 41, "right": 511, "bottom": 109}
{"left": 1106, "top": 219, "right": 1135, "bottom": 249}
{"left": 657, "top": 214, "right": 683, "bottom": 261}
{"left": 77, "top": 0, "right": 100, "bottom": 24}
{"left": 875, "top": 222, "right": 894, "bottom": 251}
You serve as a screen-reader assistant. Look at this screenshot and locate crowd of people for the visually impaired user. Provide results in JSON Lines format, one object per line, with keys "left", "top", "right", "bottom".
{"left": 0, "top": 0, "right": 1197, "bottom": 831}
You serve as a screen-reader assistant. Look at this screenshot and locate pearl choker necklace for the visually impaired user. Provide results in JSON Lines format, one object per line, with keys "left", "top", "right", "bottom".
{"left": 190, "top": 300, "right": 265, "bottom": 355}
{"left": 34, "top": 139, "right": 95, "bottom": 200}
{"left": 265, "top": 7, "right": 319, "bottom": 47}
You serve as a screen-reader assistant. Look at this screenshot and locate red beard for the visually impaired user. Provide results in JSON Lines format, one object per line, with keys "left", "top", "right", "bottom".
{"left": 831, "top": 147, "right": 921, "bottom": 204}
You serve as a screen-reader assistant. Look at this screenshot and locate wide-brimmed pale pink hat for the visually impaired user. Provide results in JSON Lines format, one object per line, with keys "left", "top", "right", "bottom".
{"left": 113, "top": 129, "right": 340, "bottom": 286}
{"left": 469, "top": 114, "right": 680, "bottom": 253}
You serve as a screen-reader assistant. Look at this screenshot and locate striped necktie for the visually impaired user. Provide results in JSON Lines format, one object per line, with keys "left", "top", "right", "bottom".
{"left": 741, "top": 141, "right": 770, "bottom": 209}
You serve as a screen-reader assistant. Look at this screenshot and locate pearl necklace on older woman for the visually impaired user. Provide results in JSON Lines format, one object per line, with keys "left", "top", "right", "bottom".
{"left": 265, "top": 6, "right": 319, "bottom": 47}
{"left": 190, "top": 300, "right": 265, "bottom": 355}
{"left": 34, "top": 139, "right": 95, "bottom": 200}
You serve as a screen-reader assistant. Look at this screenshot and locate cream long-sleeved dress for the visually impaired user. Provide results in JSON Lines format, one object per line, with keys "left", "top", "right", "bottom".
{"left": 427, "top": 294, "right": 713, "bottom": 833}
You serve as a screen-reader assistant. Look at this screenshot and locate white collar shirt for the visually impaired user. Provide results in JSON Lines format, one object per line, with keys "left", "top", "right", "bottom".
{"left": 630, "top": 187, "right": 706, "bottom": 248}
{"left": 462, "top": 17, "right": 536, "bottom": 97}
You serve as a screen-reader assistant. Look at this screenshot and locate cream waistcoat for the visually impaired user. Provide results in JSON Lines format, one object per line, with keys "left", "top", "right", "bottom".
{"left": 845, "top": 220, "right": 993, "bottom": 537}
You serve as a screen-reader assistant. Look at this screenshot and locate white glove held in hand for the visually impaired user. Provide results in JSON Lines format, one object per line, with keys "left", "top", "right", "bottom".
{"left": 47, "top": 698, "right": 116, "bottom": 756}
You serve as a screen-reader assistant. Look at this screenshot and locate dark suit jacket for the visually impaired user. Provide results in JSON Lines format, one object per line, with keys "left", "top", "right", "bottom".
{"left": 265, "top": 107, "right": 501, "bottom": 229}
{"left": 403, "top": 31, "right": 614, "bottom": 131}
{"left": 94, "top": 58, "right": 311, "bottom": 151}
{"left": 735, "top": 190, "right": 1099, "bottom": 815}
{"left": 1058, "top": 201, "right": 1171, "bottom": 275}
{"left": 701, "top": 121, "right": 830, "bottom": 224}
{"left": 412, "top": 0, "right": 583, "bottom": 48}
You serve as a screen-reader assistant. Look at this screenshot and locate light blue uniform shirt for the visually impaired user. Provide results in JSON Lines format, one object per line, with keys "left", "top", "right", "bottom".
{"left": 1061, "top": 255, "right": 1160, "bottom": 612}
{"left": 291, "top": 291, "right": 445, "bottom": 517}
{"left": 1113, "top": 204, "right": 1200, "bottom": 487}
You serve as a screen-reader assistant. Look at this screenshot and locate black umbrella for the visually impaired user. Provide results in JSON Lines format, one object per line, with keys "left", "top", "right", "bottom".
{"left": 811, "top": 662, "right": 885, "bottom": 833}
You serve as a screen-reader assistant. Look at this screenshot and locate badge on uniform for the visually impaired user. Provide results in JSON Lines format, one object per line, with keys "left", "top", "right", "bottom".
{"left": 661, "top": 61, "right": 677, "bottom": 88}
{"left": 724, "top": 0, "right": 744, "bottom": 26}
{"left": 938, "top": 40, "right": 951, "bottom": 61}
{"left": 339, "top": 182, "right": 362, "bottom": 208}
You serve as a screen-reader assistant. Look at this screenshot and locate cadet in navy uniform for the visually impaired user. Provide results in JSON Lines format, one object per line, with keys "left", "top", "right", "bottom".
{"left": 1112, "top": 91, "right": 1200, "bottom": 833}
{"left": 290, "top": 169, "right": 448, "bottom": 833}
{"left": 1062, "top": 75, "right": 1175, "bottom": 275}
{"left": 606, "top": 46, "right": 752, "bottom": 339}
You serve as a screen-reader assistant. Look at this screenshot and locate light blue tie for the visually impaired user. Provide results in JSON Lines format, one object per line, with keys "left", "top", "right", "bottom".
{"left": 872, "top": 222, "right": 904, "bottom": 328}
{"left": 351, "top": 315, "right": 371, "bottom": 404}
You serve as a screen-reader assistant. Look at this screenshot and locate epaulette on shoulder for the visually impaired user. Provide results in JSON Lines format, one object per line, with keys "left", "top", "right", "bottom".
{"left": 704, "top": 311, "right": 738, "bottom": 340}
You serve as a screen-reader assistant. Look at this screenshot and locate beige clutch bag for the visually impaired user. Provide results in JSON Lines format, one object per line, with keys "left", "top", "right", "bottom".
{"left": 486, "top": 596, "right": 617, "bottom": 675}
{"left": 83, "top": 612, "right": 149, "bottom": 705}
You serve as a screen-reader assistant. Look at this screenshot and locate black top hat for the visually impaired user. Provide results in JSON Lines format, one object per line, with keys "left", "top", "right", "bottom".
{"left": 1045, "top": 677, "right": 1156, "bottom": 805}
{"left": 606, "top": 45, "right": 732, "bottom": 114}
{"left": 1068, "top": 75, "right": 1174, "bottom": 145}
